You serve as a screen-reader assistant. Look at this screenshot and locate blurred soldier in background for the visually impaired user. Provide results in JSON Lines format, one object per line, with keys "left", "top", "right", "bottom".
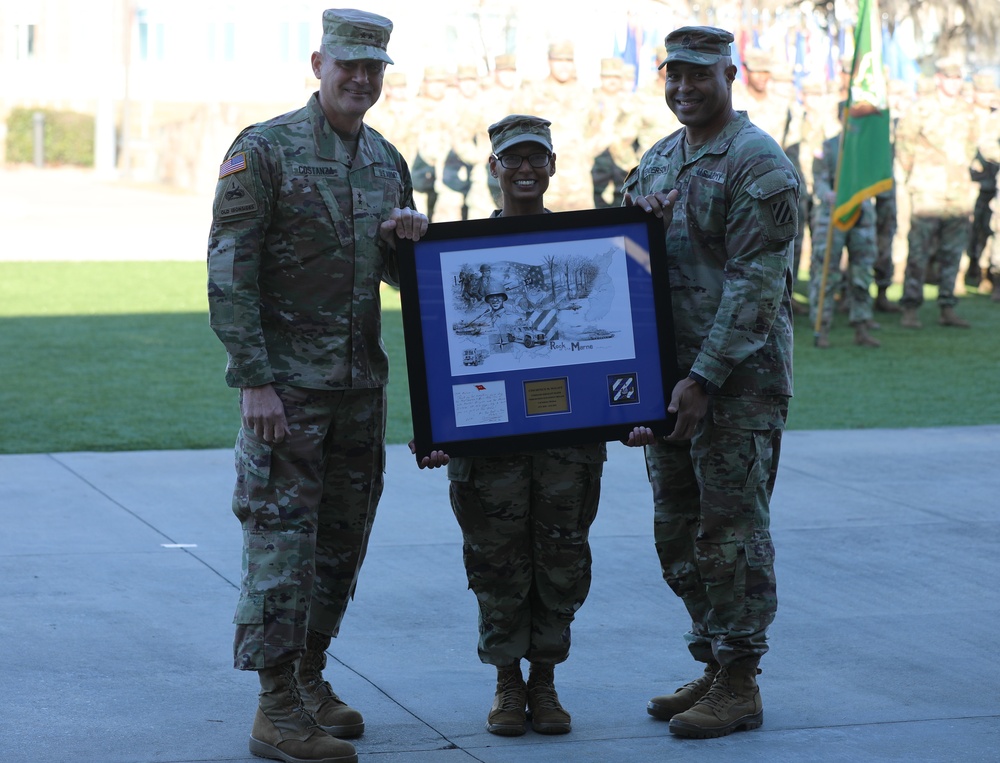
{"left": 809, "top": 112, "right": 881, "bottom": 348}
{"left": 895, "top": 57, "right": 977, "bottom": 328}
{"left": 635, "top": 44, "right": 681, "bottom": 157}
{"left": 735, "top": 50, "right": 807, "bottom": 313}
{"left": 966, "top": 73, "right": 999, "bottom": 288}
{"left": 486, "top": 54, "right": 523, "bottom": 206}
{"left": 412, "top": 66, "right": 465, "bottom": 222}
{"left": 520, "top": 42, "right": 592, "bottom": 211}
{"left": 589, "top": 57, "right": 640, "bottom": 208}
{"left": 973, "top": 80, "right": 1000, "bottom": 299}
{"left": 444, "top": 64, "right": 494, "bottom": 220}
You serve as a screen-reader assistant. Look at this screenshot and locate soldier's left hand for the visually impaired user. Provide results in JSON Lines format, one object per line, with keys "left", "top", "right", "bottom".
{"left": 665, "top": 377, "right": 709, "bottom": 441}
{"left": 380, "top": 207, "right": 429, "bottom": 245}
{"left": 623, "top": 425, "right": 656, "bottom": 447}
{"left": 409, "top": 439, "right": 449, "bottom": 469}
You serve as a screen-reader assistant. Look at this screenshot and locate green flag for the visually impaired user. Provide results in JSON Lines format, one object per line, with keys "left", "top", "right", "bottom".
{"left": 833, "top": 0, "right": 894, "bottom": 231}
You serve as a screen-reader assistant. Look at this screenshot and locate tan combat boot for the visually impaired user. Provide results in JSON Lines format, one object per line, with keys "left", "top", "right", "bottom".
{"left": 295, "top": 630, "right": 365, "bottom": 739}
{"left": 900, "top": 307, "right": 922, "bottom": 329}
{"left": 250, "top": 661, "right": 357, "bottom": 763}
{"left": 939, "top": 306, "right": 971, "bottom": 328}
{"left": 486, "top": 662, "right": 528, "bottom": 736}
{"left": 667, "top": 660, "right": 764, "bottom": 739}
{"left": 853, "top": 322, "right": 881, "bottom": 347}
{"left": 814, "top": 330, "right": 831, "bottom": 349}
{"left": 526, "top": 662, "right": 572, "bottom": 734}
{"left": 647, "top": 662, "right": 720, "bottom": 720}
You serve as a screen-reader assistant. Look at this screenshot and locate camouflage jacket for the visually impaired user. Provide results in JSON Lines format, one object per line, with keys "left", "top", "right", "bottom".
{"left": 207, "top": 94, "right": 413, "bottom": 390}
{"left": 622, "top": 110, "right": 797, "bottom": 402}
{"left": 895, "top": 92, "right": 977, "bottom": 213}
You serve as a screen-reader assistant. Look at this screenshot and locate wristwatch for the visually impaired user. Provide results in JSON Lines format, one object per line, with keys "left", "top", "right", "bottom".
{"left": 688, "top": 371, "right": 717, "bottom": 394}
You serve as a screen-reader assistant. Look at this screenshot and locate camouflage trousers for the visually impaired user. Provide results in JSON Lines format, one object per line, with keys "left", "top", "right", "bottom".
{"left": 874, "top": 190, "right": 898, "bottom": 288}
{"left": 900, "top": 212, "right": 971, "bottom": 309}
{"left": 447, "top": 446, "right": 604, "bottom": 666}
{"left": 231, "top": 385, "right": 386, "bottom": 670}
{"left": 644, "top": 397, "right": 786, "bottom": 668}
{"left": 808, "top": 217, "right": 877, "bottom": 326}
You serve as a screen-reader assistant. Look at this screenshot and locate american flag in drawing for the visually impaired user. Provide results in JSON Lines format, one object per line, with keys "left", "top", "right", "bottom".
{"left": 219, "top": 153, "right": 247, "bottom": 179}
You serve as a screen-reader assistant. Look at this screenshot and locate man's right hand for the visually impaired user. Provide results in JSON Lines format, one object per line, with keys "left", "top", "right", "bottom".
{"left": 241, "top": 384, "right": 290, "bottom": 444}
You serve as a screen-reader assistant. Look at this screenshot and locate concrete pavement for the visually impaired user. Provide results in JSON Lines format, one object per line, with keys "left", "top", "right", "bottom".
{"left": 3, "top": 426, "right": 999, "bottom": 762}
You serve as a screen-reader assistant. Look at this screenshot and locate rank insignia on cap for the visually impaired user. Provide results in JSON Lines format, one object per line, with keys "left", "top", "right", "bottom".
{"left": 219, "top": 152, "right": 247, "bottom": 179}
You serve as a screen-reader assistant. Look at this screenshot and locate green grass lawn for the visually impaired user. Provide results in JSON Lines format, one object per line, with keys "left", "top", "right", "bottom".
{"left": 1, "top": 261, "right": 997, "bottom": 454}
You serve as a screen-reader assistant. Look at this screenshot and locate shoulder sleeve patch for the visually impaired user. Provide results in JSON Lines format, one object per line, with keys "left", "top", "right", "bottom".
{"left": 216, "top": 174, "right": 259, "bottom": 218}
{"left": 746, "top": 167, "right": 798, "bottom": 243}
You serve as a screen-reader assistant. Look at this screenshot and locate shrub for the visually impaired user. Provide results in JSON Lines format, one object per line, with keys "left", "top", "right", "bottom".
{"left": 5, "top": 107, "right": 95, "bottom": 166}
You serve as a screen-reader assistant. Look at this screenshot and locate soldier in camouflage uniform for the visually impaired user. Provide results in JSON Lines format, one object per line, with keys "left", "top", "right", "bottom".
{"left": 966, "top": 73, "right": 998, "bottom": 288}
{"left": 809, "top": 121, "right": 881, "bottom": 348}
{"left": 895, "top": 57, "right": 976, "bottom": 328}
{"left": 416, "top": 115, "right": 605, "bottom": 739}
{"left": 207, "top": 10, "right": 427, "bottom": 763}
{"left": 622, "top": 26, "right": 796, "bottom": 740}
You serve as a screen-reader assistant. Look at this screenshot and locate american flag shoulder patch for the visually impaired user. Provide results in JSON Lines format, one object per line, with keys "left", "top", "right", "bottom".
{"left": 219, "top": 152, "right": 247, "bottom": 179}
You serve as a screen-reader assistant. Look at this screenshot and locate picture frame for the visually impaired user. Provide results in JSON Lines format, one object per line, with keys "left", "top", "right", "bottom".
{"left": 397, "top": 205, "right": 679, "bottom": 460}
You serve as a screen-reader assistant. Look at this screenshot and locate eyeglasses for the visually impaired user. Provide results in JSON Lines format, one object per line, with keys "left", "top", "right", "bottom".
{"left": 494, "top": 152, "right": 551, "bottom": 169}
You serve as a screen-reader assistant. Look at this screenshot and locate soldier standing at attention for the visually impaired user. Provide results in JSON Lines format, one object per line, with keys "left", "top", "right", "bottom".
{"left": 207, "top": 10, "right": 427, "bottom": 763}
{"left": 809, "top": 112, "right": 881, "bottom": 348}
{"left": 415, "top": 115, "right": 606, "bottom": 739}
{"left": 623, "top": 25, "right": 797, "bottom": 740}
{"left": 895, "top": 57, "right": 976, "bottom": 328}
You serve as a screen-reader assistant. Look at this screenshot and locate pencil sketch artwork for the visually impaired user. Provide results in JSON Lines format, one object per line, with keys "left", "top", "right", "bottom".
{"left": 442, "top": 236, "right": 637, "bottom": 377}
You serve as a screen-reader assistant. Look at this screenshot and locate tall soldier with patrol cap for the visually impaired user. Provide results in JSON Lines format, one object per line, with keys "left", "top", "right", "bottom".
{"left": 207, "top": 9, "right": 427, "bottom": 763}
{"left": 623, "top": 25, "right": 797, "bottom": 739}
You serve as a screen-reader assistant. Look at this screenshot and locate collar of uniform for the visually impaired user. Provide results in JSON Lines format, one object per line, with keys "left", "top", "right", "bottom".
{"left": 308, "top": 93, "right": 376, "bottom": 168}
{"left": 659, "top": 109, "right": 747, "bottom": 164}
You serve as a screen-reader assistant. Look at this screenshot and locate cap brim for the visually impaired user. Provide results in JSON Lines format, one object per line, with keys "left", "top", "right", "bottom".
{"left": 661, "top": 51, "right": 724, "bottom": 69}
{"left": 492, "top": 134, "right": 553, "bottom": 155}
{"left": 322, "top": 44, "right": 393, "bottom": 65}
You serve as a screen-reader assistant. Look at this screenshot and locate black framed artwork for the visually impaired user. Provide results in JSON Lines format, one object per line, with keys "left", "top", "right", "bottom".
{"left": 397, "top": 205, "right": 679, "bottom": 460}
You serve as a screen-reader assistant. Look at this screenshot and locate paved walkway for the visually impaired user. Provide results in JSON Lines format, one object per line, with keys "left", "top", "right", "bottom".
{"left": 3, "top": 426, "right": 999, "bottom": 762}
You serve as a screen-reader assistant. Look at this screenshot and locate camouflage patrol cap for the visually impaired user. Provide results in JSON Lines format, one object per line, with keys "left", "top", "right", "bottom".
{"left": 742, "top": 49, "right": 774, "bottom": 72}
{"left": 457, "top": 64, "right": 479, "bottom": 80}
{"left": 488, "top": 114, "right": 553, "bottom": 154}
{"left": 935, "top": 57, "right": 963, "bottom": 78}
{"left": 495, "top": 53, "right": 517, "bottom": 71}
{"left": 422, "top": 66, "right": 449, "bottom": 82}
{"left": 321, "top": 9, "right": 393, "bottom": 64}
{"left": 548, "top": 41, "right": 575, "bottom": 61}
{"left": 659, "top": 26, "right": 734, "bottom": 69}
{"left": 600, "top": 57, "right": 626, "bottom": 77}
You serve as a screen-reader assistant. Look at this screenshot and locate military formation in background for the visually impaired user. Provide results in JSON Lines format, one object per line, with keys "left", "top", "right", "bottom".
{"left": 368, "top": 43, "right": 1000, "bottom": 347}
